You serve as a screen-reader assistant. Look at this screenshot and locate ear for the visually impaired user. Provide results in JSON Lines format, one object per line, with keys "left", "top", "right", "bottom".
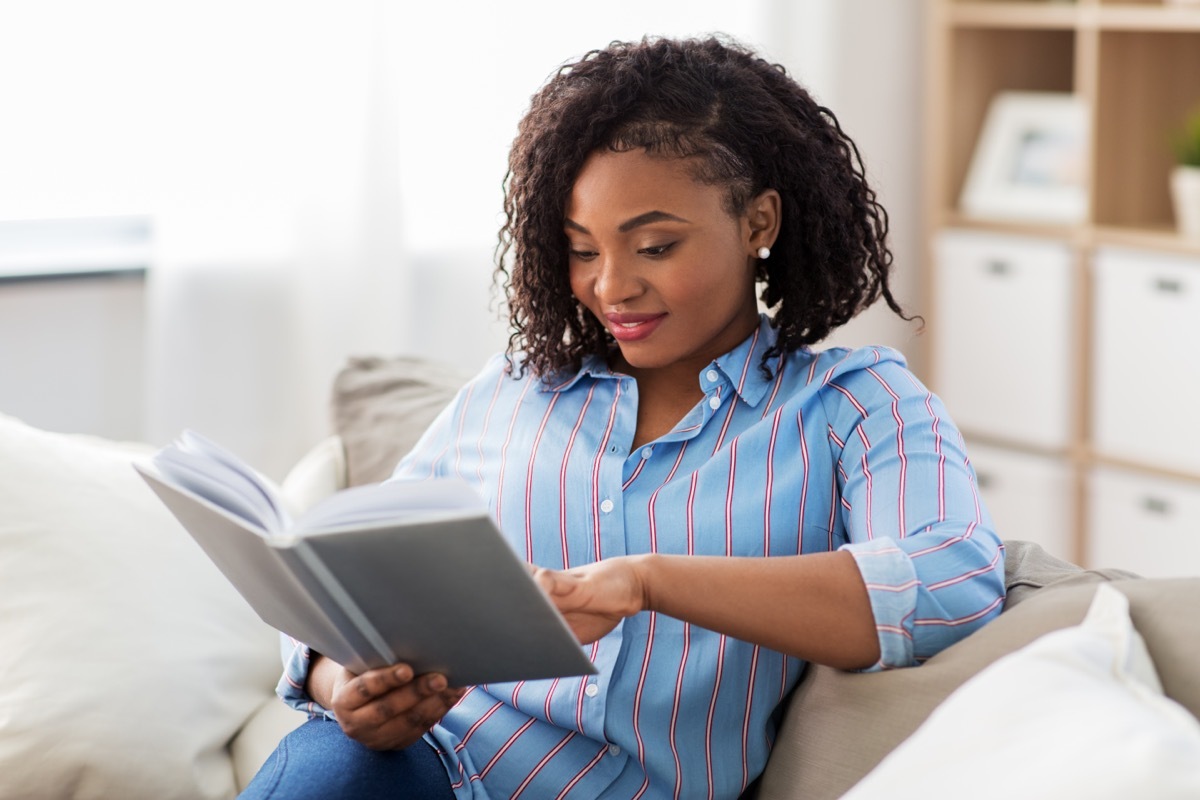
{"left": 744, "top": 189, "right": 781, "bottom": 256}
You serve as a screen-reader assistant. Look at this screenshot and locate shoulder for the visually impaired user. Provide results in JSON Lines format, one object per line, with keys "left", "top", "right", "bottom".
{"left": 798, "top": 345, "right": 931, "bottom": 416}
{"left": 802, "top": 344, "right": 912, "bottom": 389}
{"left": 455, "top": 352, "right": 542, "bottom": 391}
{"left": 452, "top": 352, "right": 586, "bottom": 409}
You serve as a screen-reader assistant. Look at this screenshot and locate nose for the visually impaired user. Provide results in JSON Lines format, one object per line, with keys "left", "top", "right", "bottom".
{"left": 592, "top": 252, "right": 645, "bottom": 306}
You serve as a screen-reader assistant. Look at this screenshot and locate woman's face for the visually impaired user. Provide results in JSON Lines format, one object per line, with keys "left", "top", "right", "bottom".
{"left": 565, "top": 148, "right": 770, "bottom": 379}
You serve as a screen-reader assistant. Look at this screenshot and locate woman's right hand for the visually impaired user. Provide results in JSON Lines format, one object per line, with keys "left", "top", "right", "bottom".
{"left": 313, "top": 657, "right": 466, "bottom": 750}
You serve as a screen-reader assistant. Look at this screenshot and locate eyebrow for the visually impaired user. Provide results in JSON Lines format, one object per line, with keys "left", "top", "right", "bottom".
{"left": 564, "top": 210, "right": 691, "bottom": 235}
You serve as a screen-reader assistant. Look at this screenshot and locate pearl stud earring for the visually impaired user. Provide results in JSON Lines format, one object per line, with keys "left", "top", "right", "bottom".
{"left": 757, "top": 246, "right": 771, "bottom": 259}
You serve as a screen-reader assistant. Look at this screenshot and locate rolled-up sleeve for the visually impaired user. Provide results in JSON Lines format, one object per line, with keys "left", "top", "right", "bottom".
{"left": 822, "top": 355, "right": 1006, "bottom": 670}
{"left": 276, "top": 634, "right": 336, "bottom": 719}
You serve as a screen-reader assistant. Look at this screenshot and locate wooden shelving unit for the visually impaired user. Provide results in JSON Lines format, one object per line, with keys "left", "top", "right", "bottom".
{"left": 922, "top": 0, "right": 1200, "bottom": 576}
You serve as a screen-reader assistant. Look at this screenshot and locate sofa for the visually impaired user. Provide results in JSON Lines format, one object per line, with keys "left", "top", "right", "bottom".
{"left": 1, "top": 354, "right": 1197, "bottom": 799}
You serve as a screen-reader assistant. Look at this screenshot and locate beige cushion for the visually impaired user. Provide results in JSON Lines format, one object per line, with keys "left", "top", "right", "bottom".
{"left": 277, "top": 434, "right": 347, "bottom": 512}
{"left": 332, "top": 356, "right": 471, "bottom": 486}
{"left": 841, "top": 584, "right": 1200, "bottom": 798}
{"left": 0, "top": 413, "right": 282, "bottom": 800}
{"left": 757, "top": 545, "right": 1199, "bottom": 800}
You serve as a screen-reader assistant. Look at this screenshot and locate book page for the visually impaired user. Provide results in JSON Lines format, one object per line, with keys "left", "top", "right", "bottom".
{"left": 151, "top": 431, "right": 291, "bottom": 534}
{"left": 297, "top": 478, "right": 487, "bottom": 533}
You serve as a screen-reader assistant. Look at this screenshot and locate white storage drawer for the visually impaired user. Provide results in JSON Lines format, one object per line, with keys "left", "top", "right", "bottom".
{"left": 934, "top": 230, "right": 1075, "bottom": 449}
{"left": 1086, "top": 466, "right": 1200, "bottom": 577}
{"left": 969, "top": 443, "right": 1074, "bottom": 563}
{"left": 1092, "top": 248, "right": 1200, "bottom": 475}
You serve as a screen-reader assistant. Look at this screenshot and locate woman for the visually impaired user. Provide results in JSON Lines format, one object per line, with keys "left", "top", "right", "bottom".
{"left": 246, "top": 35, "right": 1005, "bottom": 799}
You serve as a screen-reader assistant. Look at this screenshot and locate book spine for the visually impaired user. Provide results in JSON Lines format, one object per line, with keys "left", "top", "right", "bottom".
{"left": 290, "top": 540, "right": 398, "bottom": 666}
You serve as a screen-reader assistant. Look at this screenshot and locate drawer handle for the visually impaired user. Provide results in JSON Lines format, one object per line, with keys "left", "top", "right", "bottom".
{"left": 1140, "top": 496, "right": 1172, "bottom": 515}
{"left": 1153, "top": 278, "right": 1184, "bottom": 295}
{"left": 985, "top": 260, "right": 1011, "bottom": 277}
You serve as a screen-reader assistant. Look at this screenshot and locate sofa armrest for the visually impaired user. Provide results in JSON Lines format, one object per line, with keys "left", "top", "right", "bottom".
{"left": 279, "top": 434, "right": 349, "bottom": 511}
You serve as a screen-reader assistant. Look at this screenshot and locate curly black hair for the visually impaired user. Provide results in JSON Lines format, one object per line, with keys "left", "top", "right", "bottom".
{"left": 495, "top": 34, "right": 911, "bottom": 379}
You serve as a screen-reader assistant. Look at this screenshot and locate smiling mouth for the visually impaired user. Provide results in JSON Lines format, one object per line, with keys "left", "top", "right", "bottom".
{"left": 606, "top": 314, "right": 665, "bottom": 342}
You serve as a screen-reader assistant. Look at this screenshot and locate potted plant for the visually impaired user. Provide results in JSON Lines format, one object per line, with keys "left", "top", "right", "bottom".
{"left": 1170, "top": 106, "right": 1200, "bottom": 239}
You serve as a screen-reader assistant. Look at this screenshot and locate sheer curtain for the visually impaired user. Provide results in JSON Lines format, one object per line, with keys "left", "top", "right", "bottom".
{"left": 0, "top": 0, "right": 411, "bottom": 477}
{"left": 142, "top": 0, "right": 410, "bottom": 478}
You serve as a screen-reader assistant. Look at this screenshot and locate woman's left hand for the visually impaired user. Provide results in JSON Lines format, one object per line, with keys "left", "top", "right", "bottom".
{"left": 531, "top": 556, "right": 649, "bottom": 644}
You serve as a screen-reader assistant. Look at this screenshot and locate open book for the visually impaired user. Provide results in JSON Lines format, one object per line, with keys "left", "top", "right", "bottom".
{"left": 135, "top": 431, "right": 596, "bottom": 685}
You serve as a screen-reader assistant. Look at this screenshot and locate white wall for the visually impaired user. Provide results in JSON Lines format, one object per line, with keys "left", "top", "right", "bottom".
{"left": 0, "top": 275, "right": 146, "bottom": 440}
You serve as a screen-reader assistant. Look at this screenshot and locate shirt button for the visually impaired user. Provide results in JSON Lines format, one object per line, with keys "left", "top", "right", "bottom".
{"left": 640, "top": 446, "right": 653, "bottom": 459}
{"left": 608, "top": 744, "right": 621, "bottom": 756}
{"left": 608, "top": 444, "right": 619, "bottom": 453}
{"left": 708, "top": 396, "right": 721, "bottom": 410}
{"left": 706, "top": 369, "right": 720, "bottom": 382}
{"left": 585, "top": 682, "right": 599, "bottom": 698}
{"left": 600, "top": 498, "right": 614, "bottom": 513}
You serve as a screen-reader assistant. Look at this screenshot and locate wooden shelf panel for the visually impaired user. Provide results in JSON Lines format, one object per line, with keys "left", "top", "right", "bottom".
{"left": 935, "top": 217, "right": 1200, "bottom": 255}
{"left": 948, "top": 2, "right": 1081, "bottom": 29}
{"left": 1093, "top": 224, "right": 1200, "bottom": 255}
{"left": 948, "top": 2, "right": 1200, "bottom": 31}
{"left": 1088, "top": 450, "right": 1200, "bottom": 484}
{"left": 938, "top": 211, "right": 1089, "bottom": 243}
{"left": 1093, "top": 29, "right": 1200, "bottom": 228}
{"left": 1096, "top": 5, "right": 1200, "bottom": 31}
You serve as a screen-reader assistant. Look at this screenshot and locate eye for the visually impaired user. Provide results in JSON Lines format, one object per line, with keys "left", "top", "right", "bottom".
{"left": 639, "top": 242, "right": 676, "bottom": 258}
{"left": 569, "top": 249, "right": 598, "bottom": 262}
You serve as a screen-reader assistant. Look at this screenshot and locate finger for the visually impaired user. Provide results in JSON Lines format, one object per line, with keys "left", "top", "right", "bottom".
{"left": 419, "top": 672, "right": 449, "bottom": 695}
{"left": 340, "top": 663, "right": 415, "bottom": 711}
{"left": 400, "top": 680, "right": 467, "bottom": 729}
{"left": 356, "top": 671, "right": 452, "bottom": 720}
{"left": 351, "top": 697, "right": 449, "bottom": 750}
{"left": 347, "top": 675, "right": 458, "bottom": 736}
{"left": 531, "top": 566, "right": 553, "bottom": 591}
{"left": 533, "top": 566, "right": 574, "bottom": 598}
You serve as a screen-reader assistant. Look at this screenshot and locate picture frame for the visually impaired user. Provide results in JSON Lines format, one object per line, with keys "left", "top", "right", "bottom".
{"left": 959, "top": 91, "right": 1089, "bottom": 225}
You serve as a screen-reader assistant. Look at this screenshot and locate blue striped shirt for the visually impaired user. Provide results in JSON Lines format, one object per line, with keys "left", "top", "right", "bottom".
{"left": 278, "top": 315, "right": 1005, "bottom": 798}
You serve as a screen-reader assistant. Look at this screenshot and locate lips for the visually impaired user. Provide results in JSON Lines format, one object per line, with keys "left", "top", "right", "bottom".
{"left": 605, "top": 312, "right": 666, "bottom": 342}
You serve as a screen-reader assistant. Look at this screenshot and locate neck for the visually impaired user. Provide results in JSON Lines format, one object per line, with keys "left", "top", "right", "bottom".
{"left": 611, "top": 358, "right": 707, "bottom": 449}
{"left": 610, "top": 353, "right": 704, "bottom": 398}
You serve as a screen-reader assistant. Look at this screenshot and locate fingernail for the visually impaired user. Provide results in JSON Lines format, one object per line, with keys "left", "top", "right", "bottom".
{"left": 428, "top": 674, "right": 447, "bottom": 691}
{"left": 395, "top": 666, "right": 411, "bottom": 681}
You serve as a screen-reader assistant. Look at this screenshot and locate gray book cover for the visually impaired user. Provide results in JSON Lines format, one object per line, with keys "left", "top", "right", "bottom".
{"left": 137, "top": 465, "right": 596, "bottom": 686}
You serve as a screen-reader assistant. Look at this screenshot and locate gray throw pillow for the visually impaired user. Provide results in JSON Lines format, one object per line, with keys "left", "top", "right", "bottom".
{"left": 331, "top": 356, "right": 470, "bottom": 486}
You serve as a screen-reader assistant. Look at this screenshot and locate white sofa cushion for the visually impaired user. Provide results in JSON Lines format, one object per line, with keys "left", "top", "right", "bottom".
{"left": 0, "top": 414, "right": 281, "bottom": 800}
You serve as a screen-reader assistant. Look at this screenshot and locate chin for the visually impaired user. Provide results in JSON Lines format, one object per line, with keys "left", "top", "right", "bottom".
{"left": 614, "top": 345, "right": 680, "bottom": 372}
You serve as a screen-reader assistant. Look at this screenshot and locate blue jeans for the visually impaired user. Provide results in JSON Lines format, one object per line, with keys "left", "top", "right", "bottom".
{"left": 239, "top": 718, "right": 456, "bottom": 800}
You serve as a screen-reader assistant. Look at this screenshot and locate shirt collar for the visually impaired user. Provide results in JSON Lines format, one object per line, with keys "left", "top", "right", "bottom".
{"left": 707, "top": 314, "right": 779, "bottom": 408}
{"left": 538, "top": 355, "right": 615, "bottom": 393}
{"left": 542, "top": 314, "right": 781, "bottom": 407}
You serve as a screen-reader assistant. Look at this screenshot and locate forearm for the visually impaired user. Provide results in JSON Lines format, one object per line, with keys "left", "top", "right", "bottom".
{"left": 636, "top": 550, "right": 880, "bottom": 670}
{"left": 305, "top": 653, "right": 342, "bottom": 710}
